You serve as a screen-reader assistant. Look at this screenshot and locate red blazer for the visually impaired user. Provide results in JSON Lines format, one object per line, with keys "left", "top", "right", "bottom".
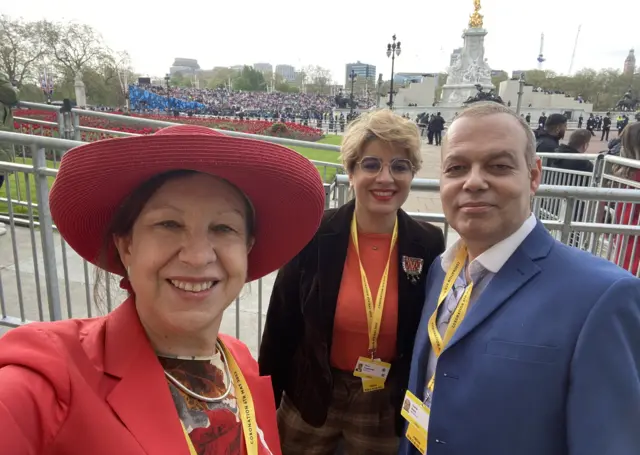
{"left": 0, "top": 298, "right": 281, "bottom": 455}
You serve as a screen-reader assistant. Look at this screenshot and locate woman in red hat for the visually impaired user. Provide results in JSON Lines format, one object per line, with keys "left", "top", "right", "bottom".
{"left": 0, "top": 125, "right": 325, "bottom": 455}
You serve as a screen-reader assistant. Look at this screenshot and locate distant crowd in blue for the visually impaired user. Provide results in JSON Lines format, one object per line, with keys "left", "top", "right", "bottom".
{"left": 128, "top": 85, "right": 205, "bottom": 113}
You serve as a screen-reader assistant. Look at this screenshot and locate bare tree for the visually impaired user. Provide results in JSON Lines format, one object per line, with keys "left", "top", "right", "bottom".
{"left": 46, "top": 22, "right": 109, "bottom": 78}
{"left": 100, "top": 50, "right": 135, "bottom": 104}
{"left": 301, "top": 65, "right": 333, "bottom": 94}
{"left": 0, "top": 15, "right": 50, "bottom": 86}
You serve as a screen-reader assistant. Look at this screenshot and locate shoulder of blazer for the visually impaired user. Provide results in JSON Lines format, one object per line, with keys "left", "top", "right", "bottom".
{"left": 397, "top": 209, "right": 446, "bottom": 253}
{"left": 287, "top": 201, "right": 355, "bottom": 263}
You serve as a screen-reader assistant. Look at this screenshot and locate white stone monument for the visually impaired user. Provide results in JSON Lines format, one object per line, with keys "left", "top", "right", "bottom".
{"left": 74, "top": 72, "right": 87, "bottom": 108}
{"left": 439, "top": 0, "right": 494, "bottom": 107}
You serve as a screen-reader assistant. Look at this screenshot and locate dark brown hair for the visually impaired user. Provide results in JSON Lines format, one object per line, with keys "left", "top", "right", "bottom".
{"left": 567, "top": 129, "right": 592, "bottom": 150}
{"left": 93, "top": 170, "right": 256, "bottom": 307}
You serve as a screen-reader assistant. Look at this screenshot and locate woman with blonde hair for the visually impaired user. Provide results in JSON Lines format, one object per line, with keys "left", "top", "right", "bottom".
{"left": 259, "top": 109, "right": 445, "bottom": 454}
{"left": 0, "top": 124, "right": 325, "bottom": 454}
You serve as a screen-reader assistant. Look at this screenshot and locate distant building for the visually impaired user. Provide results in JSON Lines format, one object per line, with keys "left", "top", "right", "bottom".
{"left": 624, "top": 49, "right": 636, "bottom": 76}
{"left": 511, "top": 70, "right": 526, "bottom": 79}
{"left": 230, "top": 65, "right": 245, "bottom": 72}
{"left": 275, "top": 64, "right": 296, "bottom": 82}
{"left": 169, "top": 58, "right": 200, "bottom": 76}
{"left": 345, "top": 61, "right": 376, "bottom": 87}
{"left": 254, "top": 63, "right": 273, "bottom": 74}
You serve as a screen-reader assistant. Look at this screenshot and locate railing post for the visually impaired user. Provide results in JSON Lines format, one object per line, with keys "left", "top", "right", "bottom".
{"left": 337, "top": 181, "right": 348, "bottom": 207}
{"left": 559, "top": 197, "right": 576, "bottom": 245}
{"left": 73, "top": 113, "right": 81, "bottom": 142}
{"left": 56, "top": 111, "right": 64, "bottom": 138}
{"left": 592, "top": 154, "right": 605, "bottom": 188}
{"left": 324, "top": 184, "right": 331, "bottom": 209}
{"left": 31, "top": 144, "right": 62, "bottom": 321}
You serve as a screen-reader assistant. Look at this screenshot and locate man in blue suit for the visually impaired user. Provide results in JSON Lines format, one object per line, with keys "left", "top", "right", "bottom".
{"left": 399, "top": 102, "right": 640, "bottom": 455}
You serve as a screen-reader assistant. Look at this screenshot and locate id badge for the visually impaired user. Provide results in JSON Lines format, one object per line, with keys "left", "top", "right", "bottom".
{"left": 401, "top": 390, "right": 430, "bottom": 454}
{"left": 353, "top": 356, "right": 391, "bottom": 380}
{"left": 362, "top": 377, "right": 386, "bottom": 392}
{"left": 406, "top": 423, "right": 427, "bottom": 454}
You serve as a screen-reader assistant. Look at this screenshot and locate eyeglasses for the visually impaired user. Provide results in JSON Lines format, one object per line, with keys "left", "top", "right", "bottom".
{"left": 357, "top": 156, "right": 415, "bottom": 179}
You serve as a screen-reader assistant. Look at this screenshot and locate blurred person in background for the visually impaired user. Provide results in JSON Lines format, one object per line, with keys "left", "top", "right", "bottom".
{"left": 535, "top": 113, "right": 567, "bottom": 154}
{"left": 612, "top": 122, "right": 640, "bottom": 276}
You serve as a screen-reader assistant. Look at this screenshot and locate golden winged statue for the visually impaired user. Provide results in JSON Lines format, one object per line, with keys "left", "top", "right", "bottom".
{"left": 469, "top": 0, "right": 484, "bottom": 28}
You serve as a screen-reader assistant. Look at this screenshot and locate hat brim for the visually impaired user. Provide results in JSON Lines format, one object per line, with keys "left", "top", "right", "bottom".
{"left": 49, "top": 134, "right": 325, "bottom": 281}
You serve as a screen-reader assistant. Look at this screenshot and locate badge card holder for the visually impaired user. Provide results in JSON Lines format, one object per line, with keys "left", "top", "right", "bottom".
{"left": 400, "top": 390, "right": 430, "bottom": 454}
{"left": 353, "top": 356, "right": 392, "bottom": 392}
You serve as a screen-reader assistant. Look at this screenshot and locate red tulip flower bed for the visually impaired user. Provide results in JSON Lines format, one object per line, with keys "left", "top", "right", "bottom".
{"left": 13, "top": 110, "right": 324, "bottom": 143}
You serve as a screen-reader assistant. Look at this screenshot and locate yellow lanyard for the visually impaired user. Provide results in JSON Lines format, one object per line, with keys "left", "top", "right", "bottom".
{"left": 350, "top": 214, "right": 398, "bottom": 358}
{"left": 181, "top": 340, "right": 259, "bottom": 455}
{"left": 426, "top": 245, "right": 473, "bottom": 393}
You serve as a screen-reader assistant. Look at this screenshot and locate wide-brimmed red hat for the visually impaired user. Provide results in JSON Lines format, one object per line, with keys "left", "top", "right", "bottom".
{"left": 49, "top": 124, "right": 325, "bottom": 281}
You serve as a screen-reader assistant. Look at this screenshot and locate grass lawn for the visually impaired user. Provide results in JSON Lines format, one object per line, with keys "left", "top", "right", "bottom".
{"left": 290, "top": 135, "right": 343, "bottom": 182}
{"left": 1, "top": 135, "right": 345, "bottom": 218}
{"left": 0, "top": 156, "right": 57, "bottom": 217}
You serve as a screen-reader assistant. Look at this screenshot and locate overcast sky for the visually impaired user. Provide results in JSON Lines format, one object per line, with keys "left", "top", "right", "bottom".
{"left": 3, "top": 0, "right": 638, "bottom": 84}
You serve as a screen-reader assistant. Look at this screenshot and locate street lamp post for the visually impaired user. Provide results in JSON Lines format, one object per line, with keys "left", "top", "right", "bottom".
{"left": 349, "top": 69, "right": 357, "bottom": 117}
{"left": 164, "top": 74, "right": 171, "bottom": 114}
{"left": 386, "top": 34, "right": 401, "bottom": 109}
{"left": 515, "top": 73, "right": 525, "bottom": 115}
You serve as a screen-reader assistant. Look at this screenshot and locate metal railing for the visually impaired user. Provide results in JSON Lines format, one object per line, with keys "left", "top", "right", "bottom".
{"left": 3, "top": 110, "right": 640, "bottom": 354}
{"left": 14, "top": 101, "right": 350, "bottom": 140}
{"left": 0, "top": 125, "right": 343, "bottom": 353}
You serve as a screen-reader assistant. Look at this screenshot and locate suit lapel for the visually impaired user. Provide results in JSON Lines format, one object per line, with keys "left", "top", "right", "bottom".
{"left": 445, "top": 222, "right": 552, "bottom": 350}
{"left": 395, "top": 210, "right": 430, "bottom": 354}
{"left": 219, "top": 334, "right": 279, "bottom": 455}
{"left": 104, "top": 299, "right": 189, "bottom": 455}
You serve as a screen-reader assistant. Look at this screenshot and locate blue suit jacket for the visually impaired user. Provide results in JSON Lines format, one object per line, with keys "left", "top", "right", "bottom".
{"left": 399, "top": 222, "right": 640, "bottom": 455}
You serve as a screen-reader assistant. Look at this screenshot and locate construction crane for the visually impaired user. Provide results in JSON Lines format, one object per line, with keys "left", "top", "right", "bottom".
{"left": 537, "top": 33, "right": 546, "bottom": 70}
{"left": 568, "top": 25, "right": 582, "bottom": 75}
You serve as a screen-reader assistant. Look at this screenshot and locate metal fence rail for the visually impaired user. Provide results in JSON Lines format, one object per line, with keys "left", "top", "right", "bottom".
{"left": 2, "top": 126, "right": 640, "bottom": 355}
{"left": 0, "top": 129, "right": 344, "bottom": 353}
{"left": 15, "top": 101, "right": 345, "bottom": 149}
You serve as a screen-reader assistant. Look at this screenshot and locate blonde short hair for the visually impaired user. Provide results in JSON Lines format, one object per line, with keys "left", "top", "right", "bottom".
{"left": 445, "top": 102, "right": 537, "bottom": 168}
{"left": 340, "top": 109, "right": 422, "bottom": 173}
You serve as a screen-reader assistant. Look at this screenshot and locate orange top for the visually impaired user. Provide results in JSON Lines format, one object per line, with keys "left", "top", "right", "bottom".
{"left": 330, "top": 232, "right": 399, "bottom": 371}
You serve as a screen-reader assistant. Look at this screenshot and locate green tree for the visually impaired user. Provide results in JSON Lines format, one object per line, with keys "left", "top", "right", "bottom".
{"left": 491, "top": 71, "right": 508, "bottom": 88}
{"left": 203, "top": 67, "right": 237, "bottom": 89}
{"left": 275, "top": 81, "right": 299, "bottom": 93}
{"left": 233, "top": 66, "right": 266, "bottom": 91}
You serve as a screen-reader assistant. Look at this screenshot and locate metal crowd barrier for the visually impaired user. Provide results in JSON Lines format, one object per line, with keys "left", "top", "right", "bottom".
{"left": 2, "top": 117, "right": 640, "bottom": 355}
{"left": 0, "top": 126, "right": 343, "bottom": 353}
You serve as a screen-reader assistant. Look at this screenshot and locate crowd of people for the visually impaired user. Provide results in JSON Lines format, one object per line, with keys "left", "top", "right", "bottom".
{"left": 131, "top": 84, "right": 364, "bottom": 119}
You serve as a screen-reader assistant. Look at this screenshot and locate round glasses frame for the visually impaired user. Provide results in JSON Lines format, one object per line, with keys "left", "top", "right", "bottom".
{"left": 356, "top": 156, "right": 415, "bottom": 180}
